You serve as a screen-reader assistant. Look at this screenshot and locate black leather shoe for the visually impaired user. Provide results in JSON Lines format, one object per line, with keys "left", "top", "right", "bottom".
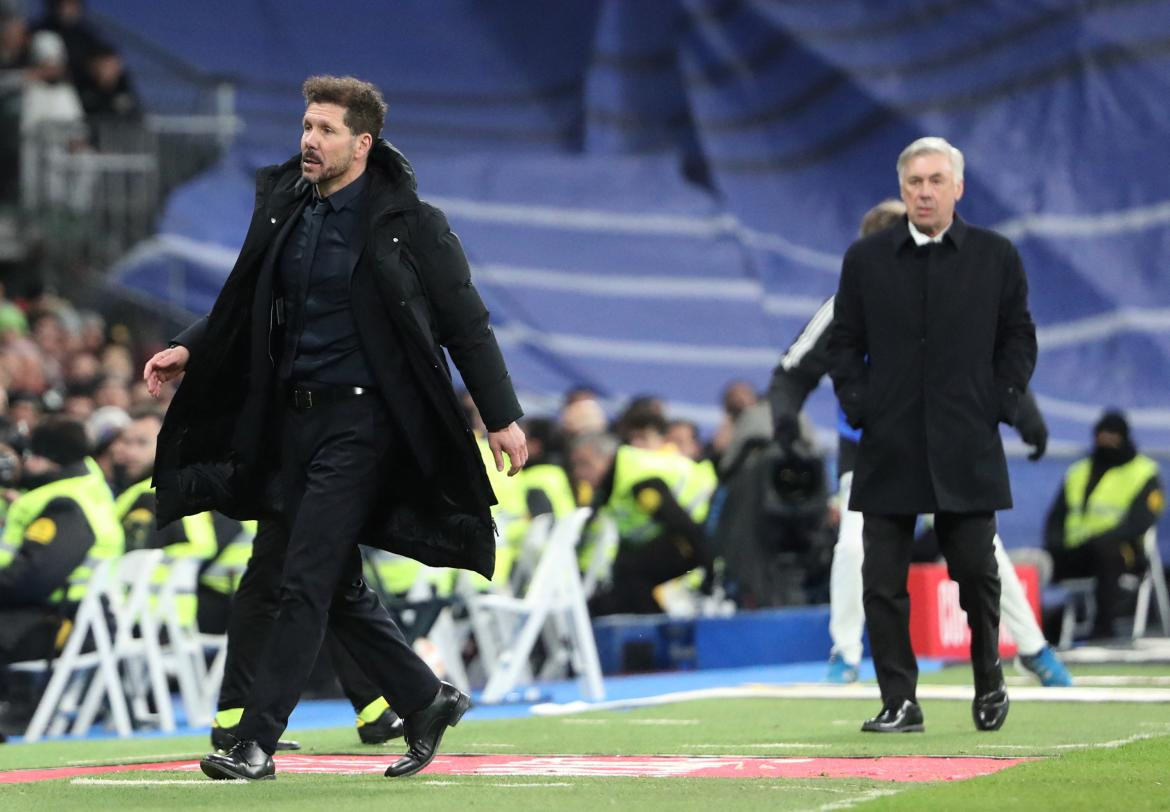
{"left": 200, "top": 739, "right": 275, "bottom": 781}
{"left": 861, "top": 699, "right": 925, "bottom": 733}
{"left": 384, "top": 682, "right": 471, "bottom": 778}
{"left": 358, "top": 708, "right": 405, "bottom": 744}
{"left": 211, "top": 723, "right": 300, "bottom": 752}
{"left": 973, "top": 686, "right": 1010, "bottom": 731}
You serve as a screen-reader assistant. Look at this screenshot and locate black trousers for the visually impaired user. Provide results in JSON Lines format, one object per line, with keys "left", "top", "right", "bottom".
{"left": 862, "top": 512, "right": 1002, "bottom": 703}
{"left": 215, "top": 521, "right": 385, "bottom": 717}
{"left": 588, "top": 532, "right": 701, "bottom": 616}
{"left": 1051, "top": 536, "right": 1141, "bottom": 638}
{"left": 235, "top": 394, "right": 439, "bottom": 753}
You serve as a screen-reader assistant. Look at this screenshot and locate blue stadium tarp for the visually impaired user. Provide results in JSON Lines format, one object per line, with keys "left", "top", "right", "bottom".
{"left": 99, "top": 0, "right": 1170, "bottom": 459}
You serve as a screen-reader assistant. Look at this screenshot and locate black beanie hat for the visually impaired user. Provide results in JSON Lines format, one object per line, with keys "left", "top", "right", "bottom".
{"left": 1093, "top": 410, "right": 1130, "bottom": 441}
{"left": 29, "top": 418, "right": 91, "bottom": 466}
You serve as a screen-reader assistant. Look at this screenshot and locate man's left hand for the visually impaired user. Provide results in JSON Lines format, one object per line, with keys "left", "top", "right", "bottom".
{"left": 488, "top": 422, "right": 528, "bottom": 476}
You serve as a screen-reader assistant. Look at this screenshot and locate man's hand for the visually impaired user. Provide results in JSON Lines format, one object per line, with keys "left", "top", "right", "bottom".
{"left": 488, "top": 422, "right": 528, "bottom": 476}
{"left": 143, "top": 345, "right": 190, "bottom": 398}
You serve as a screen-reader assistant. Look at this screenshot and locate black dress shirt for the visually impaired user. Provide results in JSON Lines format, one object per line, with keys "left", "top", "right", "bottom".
{"left": 278, "top": 171, "right": 374, "bottom": 386}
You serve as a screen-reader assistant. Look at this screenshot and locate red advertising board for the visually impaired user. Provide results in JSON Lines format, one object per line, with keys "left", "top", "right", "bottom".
{"left": 907, "top": 563, "right": 1040, "bottom": 659}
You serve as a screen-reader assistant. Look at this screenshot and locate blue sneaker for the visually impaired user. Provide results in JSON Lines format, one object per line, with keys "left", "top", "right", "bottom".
{"left": 827, "top": 653, "right": 860, "bottom": 684}
{"left": 1017, "top": 646, "right": 1073, "bottom": 687}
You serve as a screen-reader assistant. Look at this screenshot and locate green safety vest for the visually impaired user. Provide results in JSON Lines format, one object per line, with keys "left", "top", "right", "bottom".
{"left": 1063, "top": 454, "right": 1161, "bottom": 549}
{"left": 520, "top": 463, "right": 577, "bottom": 518}
{"left": 0, "top": 458, "right": 124, "bottom": 604}
{"left": 200, "top": 520, "right": 256, "bottom": 595}
{"left": 117, "top": 478, "right": 218, "bottom": 625}
{"left": 606, "top": 445, "right": 715, "bottom": 544}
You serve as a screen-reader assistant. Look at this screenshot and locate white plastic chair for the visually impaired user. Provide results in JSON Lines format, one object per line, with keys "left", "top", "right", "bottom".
{"left": 74, "top": 548, "right": 175, "bottom": 733}
{"left": 469, "top": 508, "right": 604, "bottom": 704}
{"left": 10, "top": 557, "right": 132, "bottom": 741}
{"left": 1058, "top": 527, "right": 1169, "bottom": 647}
{"left": 156, "top": 557, "right": 213, "bottom": 727}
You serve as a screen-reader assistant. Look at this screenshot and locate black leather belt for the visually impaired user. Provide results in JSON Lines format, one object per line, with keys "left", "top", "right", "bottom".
{"left": 289, "top": 383, "right": 371, "bottom": 410}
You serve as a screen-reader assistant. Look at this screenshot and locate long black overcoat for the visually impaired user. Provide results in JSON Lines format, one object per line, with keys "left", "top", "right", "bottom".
{"left": 829, "top": 215, "right": 1037, "bottom": 514}
{"left": 152, "top": 140, "right": 522, "bottom": 578}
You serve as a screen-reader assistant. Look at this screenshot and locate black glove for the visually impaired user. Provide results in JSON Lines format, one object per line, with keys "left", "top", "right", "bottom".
{"left": 1015, "top": 409, "right": 1048, "bottom": 461}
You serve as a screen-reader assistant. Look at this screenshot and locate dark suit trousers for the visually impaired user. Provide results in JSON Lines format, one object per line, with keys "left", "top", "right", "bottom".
{"left": 235, "top": 394, "right": 439, "bottom": 753}
{"left": 217, "top": 520, "right": 384, "bottom": 717}
{"left": 862, "top": 512, "right": 1002, "bottom": 703}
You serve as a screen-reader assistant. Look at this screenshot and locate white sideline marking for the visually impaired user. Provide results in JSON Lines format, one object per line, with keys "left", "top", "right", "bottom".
{"left": 979, "top": 731, "right": 1169, "bottom": 751}
{"left": 683, "top": 748, "right": 833, "bottom": 753}
{"left": 813, "top": 788, "right": 902, "bottom": 810}
{"left": 531, "top": 682, "right": 1170, "bottom": 716}
{"left": 627, "top": 719, "right": 701, "bottom": 726}
{"left": 66, "top": 753, "right": 196, "bottom": 766}
{"left": 420, "top": 780, "right": 572, "bottom": 788}
{"left": 71, "top": 778, "right": 247, "bottom": 786}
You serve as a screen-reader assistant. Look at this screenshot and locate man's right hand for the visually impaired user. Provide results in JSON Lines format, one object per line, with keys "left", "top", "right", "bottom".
{"left": 143, "top": 345, "right": 190, "bottom": 398}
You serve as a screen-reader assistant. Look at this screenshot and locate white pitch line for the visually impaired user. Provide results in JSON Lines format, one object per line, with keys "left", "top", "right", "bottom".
{"left": 532, "top": 682, "right": 1170, "bottom": 716}
{"left": 419, "top": 780, "right": 571, "bottom": 788}
{"left": 627, "top": 719, "right": 701, "bottom": 726}
{"left": 71, "top": 778, "right": 248, "bottom": 787}
{"left": 66, "top": 753, "right": 196, "bottom": 766}
{"left": 812, "top": 788, "right": 902, "bottom": 811}
{"left": 978, "top": 732, "right": 1166, "bottom": 751}
{"left": 678, "top": 748, "right": 833, "bottom": 753}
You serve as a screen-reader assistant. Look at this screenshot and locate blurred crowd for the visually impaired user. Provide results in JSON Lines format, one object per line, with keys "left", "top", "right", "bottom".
{"left": 0, "top": 0, "right": 142, "bottom": 206}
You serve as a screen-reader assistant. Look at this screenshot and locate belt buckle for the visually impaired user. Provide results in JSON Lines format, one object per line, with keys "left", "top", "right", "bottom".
{"left": 293, "top": 388, "right": 313, "bottom": 410}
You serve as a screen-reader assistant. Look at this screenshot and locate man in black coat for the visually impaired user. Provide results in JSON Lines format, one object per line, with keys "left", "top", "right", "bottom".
{"left": 829, "top": 137, "right": 1037, "bottom": 733}
{"left": 144, "top": 75, "right": 527, "bottom": 780}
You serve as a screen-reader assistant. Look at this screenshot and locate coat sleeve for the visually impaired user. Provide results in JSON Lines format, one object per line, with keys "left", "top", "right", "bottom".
{"left": 768, "top": 296, "right": 835, "bottom": 442}
{"left": 828, "top": 248, "right": 869, "bottom": 429}
{"left": 412, "top": 204, "right": 522, "bottom": 431}
{"left": 0, "top": 499, "right": 94, "bottom": 607}
{"left": 171, "top": 315, "right": 209, "bottom": 355}
{"left": 992, "top": 244, "right": 1038, "bottom": 426}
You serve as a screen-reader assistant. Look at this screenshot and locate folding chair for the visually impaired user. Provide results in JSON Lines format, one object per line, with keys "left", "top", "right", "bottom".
{"left": 1131, "top": 528, "right": 1170, "bottom": 639}
{"left": 75, "top": 548, "right": 175, "bottom": 733}
{"left": 1058, "top": 527, "right": 1170, "bottom": 647}
{"left": 10, "top": 558, "right": 132, "bottom": 742}
{"left": 469, "top": 508, "right": 604, "bottom": 704}
{"left": 156, "top": 557, "right": 213, "bottom": 727}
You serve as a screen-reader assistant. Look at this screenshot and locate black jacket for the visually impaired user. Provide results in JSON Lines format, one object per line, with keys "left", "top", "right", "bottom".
{"left": 829, "top": 215, "right": 1037, "bottom": 514}
{"left": 771, "top": 294, "right": 1048, "bottom": 477}
{"left": 154, "top": 141, "right": 522, "bottom": 578}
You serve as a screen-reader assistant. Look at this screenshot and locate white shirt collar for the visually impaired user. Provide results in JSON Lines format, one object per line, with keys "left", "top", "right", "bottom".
{"left": 907, "top": 219, "right": 949, "bottom": 246}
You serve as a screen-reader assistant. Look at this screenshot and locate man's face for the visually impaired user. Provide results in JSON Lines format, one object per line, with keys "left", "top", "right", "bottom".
{"left": 300, "top": 102, "right": 362, "bottom": 189}
{"left": 667, "top": 424, "right": 701, "bottom": 460}
{"left": 110, "top": 417, "right": 160, "bottom": 482}
{"left": 1095, "top": 430, "right": 1124, "bottom": 451}
{"left": 900, "top": 152, "right": 963, "bottom": 237}
{"left": 570, "top": 445, "right": 610, "bottom": 490}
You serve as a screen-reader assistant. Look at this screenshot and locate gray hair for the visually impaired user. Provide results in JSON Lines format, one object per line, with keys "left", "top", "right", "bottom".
{"left": 896, "top": 137, "right": 964, "bottom": 184}
{"left": 571, "top": 431, "right": 618, "bottom": 459}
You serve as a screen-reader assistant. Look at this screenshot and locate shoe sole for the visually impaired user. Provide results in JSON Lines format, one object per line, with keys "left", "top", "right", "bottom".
{"left": 861, "top": 725, "right": 925, "bottom": 733}
{"left": 385, "top": 693, "right": 472, "bottom": 778}
{"left": 199, "top": 760, "right": 275, "bottom": 781}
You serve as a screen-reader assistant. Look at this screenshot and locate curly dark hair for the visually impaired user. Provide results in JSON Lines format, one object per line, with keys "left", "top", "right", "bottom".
{"left": 302, "top": 75, "right": 388, "bottom": 138}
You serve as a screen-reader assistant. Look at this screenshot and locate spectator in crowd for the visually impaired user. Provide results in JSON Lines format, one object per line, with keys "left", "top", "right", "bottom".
{"left": 0, "top": 3, "right": 27, "bottom": 71}
{"left": 0, "top": 417, "right": 124, "bottom": 723}
{"left": 32, "top": 0, "right": 106, "bottom": 96}
{"left": 709, "top": 379, "right": 758, "bottom": 462}
{"left": 84, "top": 402, "right": 127, "bottom": 482}
{"left": 518, "top": 415, "right": 575, "bottom": 519}
{"left": 666, "top": 418, "right": 703, "bottom": 462}
{"left": 1045, "top": 410, "right": 1164, "bottom": 640}
{"left": 78, "top": 41, "right": 140, "bottom": 125}
{"left": 572, "top": 428, "right": 716, "bottom": 616}
{"left": 20, "top": 28, "right": 83, "bottom": 136}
